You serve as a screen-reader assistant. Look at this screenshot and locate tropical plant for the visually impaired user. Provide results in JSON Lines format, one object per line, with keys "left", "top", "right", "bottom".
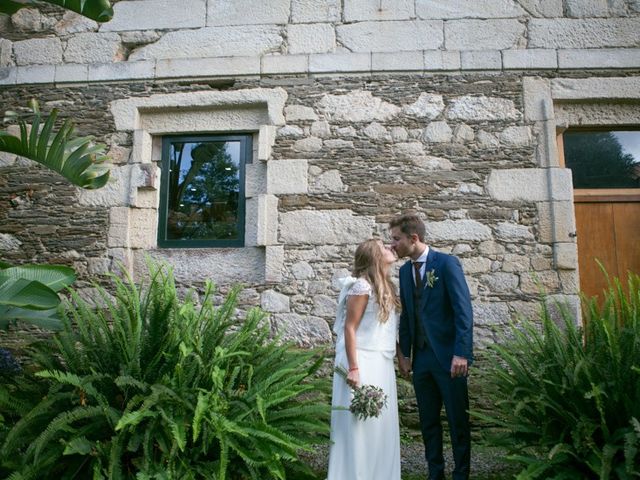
{"left": 0, "top": 97, "right": 112, "bottom": 331}
{"left": 0, "top": 262, "right": 331, "bottom": 479}
{"left": 474, "top": 273, "right": 640, "bottom": 479}
{"left": 0, "top": 262, "right": 75, "bottom": 330}
{"left": 1, "top": 99, "right": 110, "bottom": 190}
{"left": 1, "top": 0, "right": 114, "bottom": 330}
{"left": 0, "top": 0, "right": 113, "bottom": 22}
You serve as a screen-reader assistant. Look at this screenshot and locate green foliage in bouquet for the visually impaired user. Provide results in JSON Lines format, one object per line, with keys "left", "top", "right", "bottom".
{"left": 0, "top": 262, "right": 330, "bottom": 479}
{"left": 474, "top": 273, "right": 640, "bottom": 479}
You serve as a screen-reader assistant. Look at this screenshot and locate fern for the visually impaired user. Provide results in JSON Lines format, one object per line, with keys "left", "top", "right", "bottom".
{"left": 475, "top": 272, "right": 640, "bottom": 479}
{"left": 107, "top": 430, "right": 126, "bottom": 480}
{"left": 2, "top": 390, "right": 75, "bottom": 457}
{"left": 2, "top": 260, "right": 330, "bottom": 478}
{"left": 29, "top": 405, "right": 108, "bottom": 461}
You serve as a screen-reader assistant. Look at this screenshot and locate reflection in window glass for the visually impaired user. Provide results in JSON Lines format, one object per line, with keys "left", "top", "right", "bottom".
{"left": 563, "top": 130, "right": 640, "bottom": 189}
{"left": 159, "top": 135, "right": 249, "bottom": 247}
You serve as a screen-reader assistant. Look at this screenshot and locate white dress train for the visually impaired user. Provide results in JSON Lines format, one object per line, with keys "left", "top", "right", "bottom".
{"left": 327, "top": 277, "right": 401, "bottom": 480}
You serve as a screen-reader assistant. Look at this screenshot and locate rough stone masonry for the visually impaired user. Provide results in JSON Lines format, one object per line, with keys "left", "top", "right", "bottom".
{"left": 1, "top": 0, "right": 639, "bottom": 351}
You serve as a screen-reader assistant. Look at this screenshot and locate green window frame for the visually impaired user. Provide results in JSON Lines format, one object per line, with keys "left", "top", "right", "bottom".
{"left": 158, "top": 134, "right": 251, "bottom": 248}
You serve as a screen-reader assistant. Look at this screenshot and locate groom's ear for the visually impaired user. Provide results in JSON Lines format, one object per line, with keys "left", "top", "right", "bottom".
{"left": 409, "top": 233, "right": 419, "bottom": 244}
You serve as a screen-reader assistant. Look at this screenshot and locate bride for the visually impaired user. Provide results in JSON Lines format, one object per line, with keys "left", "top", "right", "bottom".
{"left": 327, "top": 239, "right": 401, "bottom": 480}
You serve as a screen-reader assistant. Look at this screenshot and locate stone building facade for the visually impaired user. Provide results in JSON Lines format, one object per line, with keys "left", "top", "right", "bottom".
{"left": 1, "top": 0, "right": 639, "bottom": 348}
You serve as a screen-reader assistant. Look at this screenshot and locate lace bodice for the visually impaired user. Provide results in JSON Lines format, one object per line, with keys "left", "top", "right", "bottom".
{"left": 334, "top": 276, "right": 398, "bottom": 354}
{"left": 347, "top": 277, "right": 372, "bottom": 296}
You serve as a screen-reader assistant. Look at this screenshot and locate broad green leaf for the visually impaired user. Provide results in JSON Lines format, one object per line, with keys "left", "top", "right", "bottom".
{"left": 0, "top": 264, "right": 76, "bottom": 292}
{"left": 0, "top": 306, "right": 62, "bottom": 330}
{"left": 0, "top": 277, "right": 60, "bottom": 310}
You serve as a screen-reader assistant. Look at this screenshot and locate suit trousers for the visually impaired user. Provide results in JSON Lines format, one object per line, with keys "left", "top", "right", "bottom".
{"left": 412, "top": 344, "right": 470, "bottom": 480}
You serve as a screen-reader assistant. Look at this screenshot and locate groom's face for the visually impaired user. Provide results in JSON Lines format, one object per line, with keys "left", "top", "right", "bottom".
{"left": 390, "top": 227, "right": 416, "bottom": 258}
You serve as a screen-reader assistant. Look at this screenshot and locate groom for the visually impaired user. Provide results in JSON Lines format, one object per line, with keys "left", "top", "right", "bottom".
{"left": 390, "top": 214, "right": 473, "bottom": 480}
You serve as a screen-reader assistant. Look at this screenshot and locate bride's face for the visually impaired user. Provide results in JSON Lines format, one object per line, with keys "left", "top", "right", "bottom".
{"left": 379, "top": 242, "right": 397, "bottom": 265}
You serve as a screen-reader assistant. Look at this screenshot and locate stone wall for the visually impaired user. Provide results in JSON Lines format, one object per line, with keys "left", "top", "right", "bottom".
{"left": 0, "top": 72, "right": 583, "bottom": 348}
{"left": 1, "top": 0, "right": 639, "bottom": 350}
{"left": 1, "top": 0, "right": 639, "bottom": 84}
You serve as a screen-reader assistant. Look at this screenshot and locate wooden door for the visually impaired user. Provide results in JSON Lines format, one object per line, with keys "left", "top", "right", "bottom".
{"left": 559, "top": 129, "right": 640, "bottom": 302}
{"left": 574, "top": 201, "right": 640, "bottom": 300}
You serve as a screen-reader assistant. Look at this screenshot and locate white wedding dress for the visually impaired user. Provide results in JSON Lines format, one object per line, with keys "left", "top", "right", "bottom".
{"left": 327, "top": 277, "right": 401, "bottom": 480}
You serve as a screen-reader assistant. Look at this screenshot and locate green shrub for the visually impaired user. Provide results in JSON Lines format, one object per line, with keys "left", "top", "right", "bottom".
{"left": 0, "top": 263, "right": 330, "bottom": 479}
{"left": 475, "top": 273, "right": 640, "bottom": 479}
{"left": 0, "top": 349, "right": 36, "bottom": 451}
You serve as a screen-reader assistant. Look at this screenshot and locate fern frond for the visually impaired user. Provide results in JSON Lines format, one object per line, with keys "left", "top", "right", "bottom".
{"left": 107, "top": 431, "right": 126, "bottom": 480}
{"left": 30, "top": 405, "right": 109, "bottom": 462}
{"left": 1, "top": 391, "right": 75, "bottom": 457}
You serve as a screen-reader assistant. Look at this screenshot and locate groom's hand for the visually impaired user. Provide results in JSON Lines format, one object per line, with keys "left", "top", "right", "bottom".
{"left": 398, "top": 356, "right": 411, "bottom": 378}
{"left": 450, "top": 355, "right": 468, "bottom": 378}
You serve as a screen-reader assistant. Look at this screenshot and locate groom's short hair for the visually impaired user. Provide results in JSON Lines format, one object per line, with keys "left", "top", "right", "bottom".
{"left": 389, "top": 214, "right": 426, "bottom": 242}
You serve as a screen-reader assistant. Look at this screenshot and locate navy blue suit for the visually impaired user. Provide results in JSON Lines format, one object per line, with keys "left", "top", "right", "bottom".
{"left": 399, "top": 249, "right": 473, "bottom": 480}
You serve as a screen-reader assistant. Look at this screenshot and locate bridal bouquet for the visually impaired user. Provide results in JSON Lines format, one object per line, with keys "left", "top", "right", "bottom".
{"left": 335, "top": 365, "right": 388, "bottom": 420}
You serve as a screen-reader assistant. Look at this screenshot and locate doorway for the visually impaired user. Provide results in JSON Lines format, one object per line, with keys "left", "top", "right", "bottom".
{"left": 559, "top": 130, "right": 640, "bottom": 301}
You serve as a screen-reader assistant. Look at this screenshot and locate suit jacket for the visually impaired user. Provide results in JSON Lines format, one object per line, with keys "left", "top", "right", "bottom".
{"left": 398, "top": 248, "right": 474, "bottom": 371}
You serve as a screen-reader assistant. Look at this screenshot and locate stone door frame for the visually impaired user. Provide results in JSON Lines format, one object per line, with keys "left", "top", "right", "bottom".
{"left": 523, "top": 75, "right": 640, "bottom": 312}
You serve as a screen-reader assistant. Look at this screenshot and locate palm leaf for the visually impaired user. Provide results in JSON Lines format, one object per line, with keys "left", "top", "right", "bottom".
{"left": 0, "top": 101, "right": 110, "bottom": 190}
{"left": 0, "top": 0, "right": 113, "bottom": 23}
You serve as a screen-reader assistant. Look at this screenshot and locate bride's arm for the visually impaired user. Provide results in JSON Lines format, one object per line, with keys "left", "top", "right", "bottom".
{"left": 344, "top": 294, "right": 368, "bottom": 388}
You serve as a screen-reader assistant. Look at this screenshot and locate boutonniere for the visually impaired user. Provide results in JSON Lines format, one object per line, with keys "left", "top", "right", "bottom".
{"left": 425, "top": 269, "right": 439, "bottom": 288}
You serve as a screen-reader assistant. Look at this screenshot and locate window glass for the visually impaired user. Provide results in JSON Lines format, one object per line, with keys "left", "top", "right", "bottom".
{"left": 563, "top": 130, "right": 640, "bottom": 189}
{"left": 159, "top": 135, "right": 249, "bottom": 247}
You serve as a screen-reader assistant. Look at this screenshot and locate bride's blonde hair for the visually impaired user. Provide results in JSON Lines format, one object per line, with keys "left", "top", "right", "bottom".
{"left": 352, "top": 239, "right": 400, "bottom": 322}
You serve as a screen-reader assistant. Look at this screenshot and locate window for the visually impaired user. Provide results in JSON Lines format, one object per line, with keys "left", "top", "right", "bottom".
{"left": 562, "top": 130, "right": 640, "bottom": 190}
{"left": 158, "top": 134, "right": 251, "bottom": 248}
